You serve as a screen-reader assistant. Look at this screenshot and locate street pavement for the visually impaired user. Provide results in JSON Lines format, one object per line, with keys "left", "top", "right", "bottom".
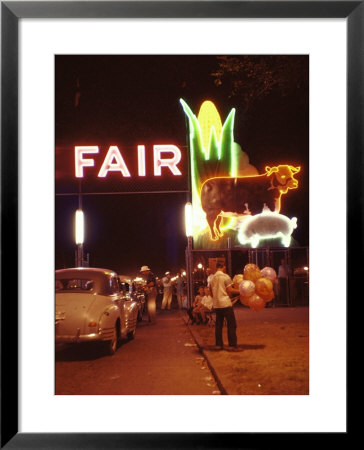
{"left": 55, "top": 308, "right": 222, "bottom": 395}
{"left": 184, "top": 304, "right": 309, "bottom": 395}
{"left": 56, "top": 305, "right": 309, "bottom": 395}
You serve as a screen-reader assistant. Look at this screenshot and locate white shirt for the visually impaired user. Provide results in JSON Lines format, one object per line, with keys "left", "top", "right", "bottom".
{"left": 278, "top": 265, "right": 288, "bottom": 278}
{"left": 210, "top": 270, "right": 233, "bottom": 308}
{"left": 162, "top": 276, "right": 173, "bottom": 291}
{"left": 201, "top": 295, "right": 213, "bottom": 310}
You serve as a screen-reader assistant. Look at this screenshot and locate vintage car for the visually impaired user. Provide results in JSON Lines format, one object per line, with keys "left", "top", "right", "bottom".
{"left": 55, "top": 268, "right": 139, "bottom": 355}
{"left": 119, "top": 275, "right": 146, "bottom": 322}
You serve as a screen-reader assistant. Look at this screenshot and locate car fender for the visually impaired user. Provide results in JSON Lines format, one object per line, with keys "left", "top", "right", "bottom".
{"left": 123, "top": 300, "right": 138, "bottom": 320}
{"left": 98, "top": 304, "right": 121, "bottom": 337}
{"left": 121, "top": 300, "right": 138, "bottom": 335}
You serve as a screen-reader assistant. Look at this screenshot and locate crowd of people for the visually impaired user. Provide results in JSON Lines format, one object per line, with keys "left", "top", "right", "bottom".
{"left": 137, "top": 258, "right": 291, "bottom": 351}
{"left": 136, "top": 260, "right": 288, "bottom": 350}
{"left": 139, "top": 266, "right": 188, "bottom": 324}
{"left": 139, "top": 261, "right": 240, "bottom": 351}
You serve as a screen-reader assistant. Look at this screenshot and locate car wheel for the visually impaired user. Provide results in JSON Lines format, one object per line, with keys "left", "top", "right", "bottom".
{"left": 127, "top": 328, "right": 135, "bottom": 340}
{"left": 137, "top": 309, "right": 143, "bottom": 322}
{"left": 106, "top": 327, "right": 118, "bottom": 355}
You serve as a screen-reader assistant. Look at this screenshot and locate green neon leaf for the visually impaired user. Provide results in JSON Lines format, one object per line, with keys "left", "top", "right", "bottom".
{"left": 180, "top": 98, "right": 237, "bottom": 206}
{"left": 208, "top": 126, "right": 219, "bottom": 161}
{"left": 220, "top": 108, "right": 236, "bottom": 176}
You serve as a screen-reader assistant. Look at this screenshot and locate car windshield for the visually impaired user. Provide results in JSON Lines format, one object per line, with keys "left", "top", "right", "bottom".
{"left": 56, "top": 278, "right": 94, "bottom": 292}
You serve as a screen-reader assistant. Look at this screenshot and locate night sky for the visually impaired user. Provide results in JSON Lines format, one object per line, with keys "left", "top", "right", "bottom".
{"left": 55, "top": 55, "right": 309, "bottom": 277}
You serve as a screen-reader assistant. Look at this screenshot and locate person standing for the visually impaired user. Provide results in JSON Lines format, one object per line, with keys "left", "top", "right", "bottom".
{"left": 278, "top": 259, "right": 289, "bottom": 305}
{"left": 210, "top": 261, "right": 240, "bottom": 350}
{"left": 206, "top": 268, "right": 214, "bottom": 287}
{"left": 161, "top": 271, "right": 173, "bottom": 310}
{"left": 176, "top": 270, "right": 186, "bottom": 309}
{"left": 140, "top": 265, "right": 157, "bottom": 323}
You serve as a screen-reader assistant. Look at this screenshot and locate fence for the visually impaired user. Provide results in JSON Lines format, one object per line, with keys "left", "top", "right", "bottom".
{"left": 185, "top": 244, "right": 309, "bottom": 307}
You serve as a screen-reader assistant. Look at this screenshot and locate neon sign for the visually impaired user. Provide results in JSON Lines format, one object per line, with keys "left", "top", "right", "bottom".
{"left": 237, "top": 209, "right": 298, "bottom": 248}
{"left": 180, "top": 98, "right": 301, "bottom": 248}
{"left": 75, "top": 145, "right": 182, "bottom": 179}
{"left": 200, "top": 165, "right": 300, "bottom": 240}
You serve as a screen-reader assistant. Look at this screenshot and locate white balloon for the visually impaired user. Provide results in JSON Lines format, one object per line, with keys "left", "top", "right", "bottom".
{"left": 260, "top": 266, "right": 277, "bottom": 282}
{"left": 239, "top": 279, "right": 255, "bottom": 298}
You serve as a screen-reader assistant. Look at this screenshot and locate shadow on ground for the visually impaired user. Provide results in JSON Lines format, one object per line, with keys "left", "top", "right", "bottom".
{"left": 202, "top": 344, "right": 265, "bottom": 352}
{"left": 55, "top": 341, "right": 127, "bottom": 361}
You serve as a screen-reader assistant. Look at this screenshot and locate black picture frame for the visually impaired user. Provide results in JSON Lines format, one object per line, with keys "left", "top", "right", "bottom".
{"left": 1, "top": 1, "right": 357, "bottom": 448}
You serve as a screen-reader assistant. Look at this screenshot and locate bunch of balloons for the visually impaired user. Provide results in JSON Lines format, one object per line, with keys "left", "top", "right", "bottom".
{"left": 236, "top": 264, "right": 277, "bottom": 311}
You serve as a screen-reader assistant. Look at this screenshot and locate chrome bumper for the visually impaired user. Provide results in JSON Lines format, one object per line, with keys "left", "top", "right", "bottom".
{"left": 55, "top": 332, "right": 101, "bottom": 344}
{"left": 55, "top": 326, "right": 115, "bottom": 344}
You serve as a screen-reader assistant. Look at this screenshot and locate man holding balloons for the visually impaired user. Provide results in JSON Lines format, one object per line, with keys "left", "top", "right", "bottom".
{"left": 210, "top": 261, "right": 241, "bottom": 351}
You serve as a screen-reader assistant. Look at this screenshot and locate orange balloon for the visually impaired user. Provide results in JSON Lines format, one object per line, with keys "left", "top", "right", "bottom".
{"left": 239, "top": 294, "right": 251, "bottom": 306}
{"left": 243, "top": 264, "right": 261, "bottom": 283}
{"left": 255, "top": 277, "right": 274, "bottom": 302}
{"left": 233, "top": 274, "right": 244, "bottom": 285}
{"left": 249, "top": 294, "right": 266, "bottom": 311}
{"left": 232, "top": 274, "right": 244, "bottom": 289}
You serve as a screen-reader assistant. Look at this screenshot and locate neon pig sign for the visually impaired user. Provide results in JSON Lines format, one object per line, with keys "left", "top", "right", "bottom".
{"left": 75, "top": 145, "right": 182, "bottom": 178}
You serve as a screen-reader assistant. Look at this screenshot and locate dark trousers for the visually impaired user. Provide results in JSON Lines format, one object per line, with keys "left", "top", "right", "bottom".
{"left": 278, "top": 278, "right": 288, "bottom": 304}
{"left": 215, "top": 307, "right": 237, "bottom": 347}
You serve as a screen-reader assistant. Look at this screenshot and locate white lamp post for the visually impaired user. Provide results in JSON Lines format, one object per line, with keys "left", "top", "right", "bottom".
{"left": 75, "top": 209, "right": 84, "bottom": 267}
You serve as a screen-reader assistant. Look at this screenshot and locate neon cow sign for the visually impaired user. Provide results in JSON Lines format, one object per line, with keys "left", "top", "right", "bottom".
{"left": 74, "top": 145, "right": 183, "bottom": 178}
{"left": 200, "top": 165, "right": 300, "bottom": 240}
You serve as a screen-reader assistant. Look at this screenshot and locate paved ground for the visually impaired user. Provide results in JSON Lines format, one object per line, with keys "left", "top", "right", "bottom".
{"left": 56, "top": 304, "right": 308, "bottom": 395}
{"left": 55, "top": 310, "right": 221, "bottom": 395}
{"left": 185, "top": 304, "right": 309, "bottom": 395}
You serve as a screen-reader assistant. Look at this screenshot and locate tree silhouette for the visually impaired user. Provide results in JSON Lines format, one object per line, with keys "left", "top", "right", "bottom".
{"left": 211, "top": 55, "right": 308, "bottom": 116}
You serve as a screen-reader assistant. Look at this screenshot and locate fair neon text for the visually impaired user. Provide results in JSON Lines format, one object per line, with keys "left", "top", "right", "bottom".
{"left": 75, "top": 145, "right": 182, "bottom": 178}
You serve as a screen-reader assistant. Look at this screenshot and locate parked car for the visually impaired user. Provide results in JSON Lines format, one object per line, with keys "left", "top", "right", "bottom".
{"left": 119, "top": 275, "right": 146, "bottom": 322}
{"left": 55, "top": 268, "right": 139, "bottom": 355}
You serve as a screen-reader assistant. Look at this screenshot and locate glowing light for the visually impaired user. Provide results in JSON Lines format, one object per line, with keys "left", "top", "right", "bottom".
{"left": 181, "top": 99, "right": 301, "bottom": 249}
{"left": 237, "top": 211, "right": 297, "bottom": 248}
{"left": 74, "top": 144, "right": 182, "bottom": 178}
{"left": 185, "top": 202, "right": 193, "bottom": 237}
{"left": 75, "top": 146, "right": 99, "bottom": 178}
{"left": 197, "top": 263, "right": 203, "bottom": 269}
{"left": 180, "top": 99, "right": 237, "bottom": 238}
{"left": 137, "top": 145, "right": 146, "bottom": 176}
{"left": 75, "top": 209, "right": 84, "bottom": 245}
{"left": 153, "top": 145, "right": 182, "bottom": 176}
{"left": 98, "top": 146, "right": 131, "bottom": 177}
{"left": 197, "top": 100, "right": 222, "bottom": 155}
{"left": 200, "top": 164, "right": 301, "bottom": 241}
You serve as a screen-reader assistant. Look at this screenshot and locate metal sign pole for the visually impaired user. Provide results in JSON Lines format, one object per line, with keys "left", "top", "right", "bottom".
{"left": 186, "top": 236, "right": 194, "bottom": 309}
